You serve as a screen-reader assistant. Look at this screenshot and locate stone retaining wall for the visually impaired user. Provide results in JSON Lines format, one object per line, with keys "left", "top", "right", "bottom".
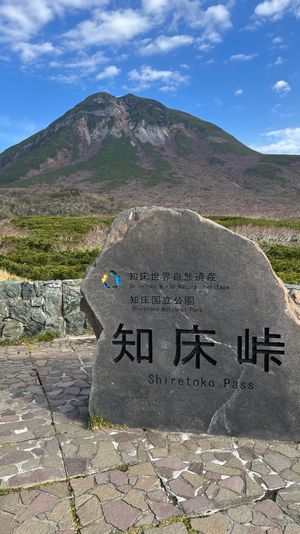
{"left": 0, "top": 280, "right": 299, "bottom": 340}
{"left": 0, "top": 280, "right": 86, "bottom": 339}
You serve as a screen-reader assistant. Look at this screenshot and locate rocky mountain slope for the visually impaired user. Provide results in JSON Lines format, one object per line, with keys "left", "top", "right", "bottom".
{"left": 0, "top": 92, "right": 299, "bottom": 217}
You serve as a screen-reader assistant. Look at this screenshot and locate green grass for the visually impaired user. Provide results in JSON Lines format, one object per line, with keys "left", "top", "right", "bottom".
{"left": 0, "top": 215, "right": 112, "bottom": 280}
{"left": 260, "top": 243, "right": 300, "bottom": 284}
{"left": 88, "top": 415, "right": 127, "bottom": 430}
{"left": 13, "top": 215, "right": 113, "bottom": 241}
{"left": 0, "top": 214, "right": 299, "bottom": 284}
{"left": 0, "top": 332, "right": 59, "bottom": 346}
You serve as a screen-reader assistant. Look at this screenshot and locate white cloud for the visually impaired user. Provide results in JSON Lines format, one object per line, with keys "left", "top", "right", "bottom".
{"left": 49, "top": 73, "right": 82, "bottom": 85}
{"left": 0, "top": 0, "right": 108, "bottom": 62}
{"left": 139, "top": 34, "right": 194, "bottom": 55}
{"left": 274, "top": 56, "right": 285, "bottom": 65}
{"left": 251, "top": 127, "right": 300, "bottom": 154}
{"left": 272, "top": 79, "right": 291, "bottom": 93}
{"left": 0, "top": 0, "right": 234, "bottom": 69}
{"left": 12, "top": 41, "right": 56, "bottom": 62}
{"left": 50, "top": 51, "right": 107, "bottom": 73}
{"left": 96, "top": 65, "right": 121, "bottom": 80}
{"left": 142, "top": 0, "right": 169, "bottom": 14}
{"left": 272, "top": 36, "right": 283, "bottom": 44}
{"left": 64, "top": 9, "right": 151, "bottom": 49}
{"left": 254, "top": 0, "right": 300, "bottom": 20}
{"left": 235, "top": 88, "right": 243, "bottom": 96}
{"left": 229, "top": 53, "right": 258, "bottom": 61}
{"left": 128, "top": 64, "right": 188, "bottom": 91}
{"left": 0, "top": 1, "right": 108, "bottom": 43}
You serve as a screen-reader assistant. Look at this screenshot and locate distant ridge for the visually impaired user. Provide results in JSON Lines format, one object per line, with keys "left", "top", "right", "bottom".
{"left": 0, "top": 92, "right": 299, "bottom": 217}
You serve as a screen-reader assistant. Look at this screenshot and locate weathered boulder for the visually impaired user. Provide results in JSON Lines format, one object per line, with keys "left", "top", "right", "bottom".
{"left": 82, "top": 207, "right": 300, "bottom": 440}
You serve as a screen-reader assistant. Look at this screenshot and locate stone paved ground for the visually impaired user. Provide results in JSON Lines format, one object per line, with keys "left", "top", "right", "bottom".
{"left": 0, "top": 338, "right": 299, "bottom": 534}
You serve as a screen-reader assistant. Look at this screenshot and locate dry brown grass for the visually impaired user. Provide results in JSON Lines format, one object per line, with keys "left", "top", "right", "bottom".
{"left": 234, "top": 224, "right": 300, "bottom": 246}
{"left": 0, "top": 220, "right": 28, "bottom": 239}
{"left": 54, "top": 224, "right": 108, "bottom": 251}
{"left": 0, "top": 269, "right": 28, "bottom": 281}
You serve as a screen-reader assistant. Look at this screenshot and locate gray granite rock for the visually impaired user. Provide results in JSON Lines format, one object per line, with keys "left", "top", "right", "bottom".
{"left": 9, "top": 299, "right": 32, "bottom": 323}
{"left": 1, "top": 319, "right": 24, "bottom": 338}
{"left": 22, "top": 282, "right": 35, "bottom": 299}
{"left": 82, "top": 207, "right": 300, "bottom": 441}
{"left": 64, "top": 310, "right": 86, "bottom": 335}
{"left": 44, "top": 284, "right": 62, "bottom": 317}
{"left": 63, "top": 280, "right": 82, "bottom": 315}
{"left": 25, "top": 320, "right": 45, "bottom": 336}
{"left": 0, "top": 282, "right": 21, "bottom": 299}
{"left": 0, "top": 300, "right": 8, "bottom": 318}
{"left": 31, "top": 308, "right": 47, "bottom": 325}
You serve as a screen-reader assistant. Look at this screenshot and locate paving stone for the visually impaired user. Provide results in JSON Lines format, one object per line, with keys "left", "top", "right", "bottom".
{"left": 284, "top": 525, "right": 300, "bottom": 533}
{"left": 219, "top": 476, "right": 244, "bottom": 493}
{"left": 180, "top": 495, "right": 211, "bottom": 515}
{"left": 181, "top": 470, "right": 206, "bottom": 488}
{"left": 0, "top": 482, "right": 74, "bottom": 533}
{"left": 145, "top": 523, "right": 188, "bottom": 534}
{"left": 214, "top": 487, "right": 241, "bottom": 504}
{"left": 154, "top": 457, "right": 186, "bottom": 471}
{"left": 128, "top": 462, "right": 156, "bottom": 476}
{"left": 92, "top": 483, "right": 122, "bottom": 501}
{"left": 124, "top": 489, "right": 148, "bottom": 510}
{"left": 0, "top": 438, "right": 65, "bottom": 488}
{"left": 168, "top": 478, "right": 195, "bottom": 498}
{"left": 149, "top": 501, "right": 181, "bottom": 521}
{"left": 102, "top": 499, "right": 140, "bottom": 531}
{"left": 191, "top": 512, "right": 231, "bottom": 533}
{"left": 77, "top": 495, "right": 103, "bottom": 527}
{"left": 227, "top": 504, "right": 253, "bottom": 523}
{"left": 254, "top": 499, "right": 284, "bottom": 520}
{"left": 1, "top": 338, "right": 300, "bottom": 534}
{"left": 262, "top": 474, "right": 286, "bottom": 489}
{"left": 264, "top": 452, "right": 292, "bottom": 473}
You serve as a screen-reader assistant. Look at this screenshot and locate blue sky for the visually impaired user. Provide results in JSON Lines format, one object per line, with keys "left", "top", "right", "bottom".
{"left": 0, "top": 0, "right": 300, "bottom": 154}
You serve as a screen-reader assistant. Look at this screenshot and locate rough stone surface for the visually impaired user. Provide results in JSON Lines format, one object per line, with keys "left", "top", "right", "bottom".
{"left": 0, "top": 280, "right": 86, "bottom": 338}
{"left": 1, "top": 319, "right": 24, "bottom": 339}
{"left": 82, "top": 207, "right": 300, "bottom": 440}
{"left": 0, "top": 337, "right": 300, "bottom": 534}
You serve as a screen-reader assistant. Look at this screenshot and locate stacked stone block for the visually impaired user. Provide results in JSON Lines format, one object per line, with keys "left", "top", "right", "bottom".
{"left": 0, "top": 280, "right": 86, "bottom": 339}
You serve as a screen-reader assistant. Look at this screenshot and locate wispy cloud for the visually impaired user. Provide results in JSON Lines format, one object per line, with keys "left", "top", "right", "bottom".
{"left": 0, "top": 1, "right": 108, "bottom": 53}
{"left": 139, "top": 35, "right": 194, "bottom": 56}
{"left": 251, "top": 127, "right": 300, "bottom": 154}
{"left": 235, "top": 88, "right": 243, "bottom": 96}
{"left": 128, "top": 64, "right": 188, "bottom": 92}
{"left": 12, "top": 41, "right": 57, "bottom": 63}
{"left": 229, "top": 53, "right": 258, "bottom": 61}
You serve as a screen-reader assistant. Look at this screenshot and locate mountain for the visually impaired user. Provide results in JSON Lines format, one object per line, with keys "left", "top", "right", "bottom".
{"left": 0, "top": 92, "right": 299, "bottom": 217}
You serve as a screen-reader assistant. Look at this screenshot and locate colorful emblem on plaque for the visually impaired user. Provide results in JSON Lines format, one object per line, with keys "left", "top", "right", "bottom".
{"left": 102, "top": 271, "right": 121, "bottom": 289}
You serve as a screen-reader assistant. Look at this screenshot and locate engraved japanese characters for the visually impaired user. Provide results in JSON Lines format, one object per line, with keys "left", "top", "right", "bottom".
{"left": 81, "top": 207, "right": 300, "bottom": 440}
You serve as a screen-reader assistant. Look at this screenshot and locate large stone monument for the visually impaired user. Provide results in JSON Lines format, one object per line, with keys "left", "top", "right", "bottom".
{"left": 81, "top": 207, "right": 300, "bottom": 440}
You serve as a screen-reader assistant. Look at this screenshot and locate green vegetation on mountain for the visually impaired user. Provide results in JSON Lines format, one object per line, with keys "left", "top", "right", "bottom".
{"left": 0, "top": 92, "right": 300, "bottom": 217}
